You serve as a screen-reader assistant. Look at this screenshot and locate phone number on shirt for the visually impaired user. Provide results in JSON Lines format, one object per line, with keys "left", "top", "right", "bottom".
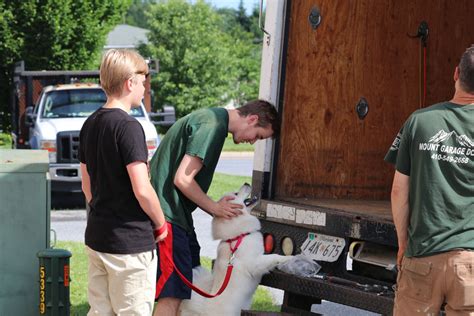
{"left": 431, "top": 153, "right": 469, "bottom": 164}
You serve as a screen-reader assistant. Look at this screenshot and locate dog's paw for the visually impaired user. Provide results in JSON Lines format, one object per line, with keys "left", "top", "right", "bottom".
{"left": 278, "top": 255, "right": 293, "bottom": 264}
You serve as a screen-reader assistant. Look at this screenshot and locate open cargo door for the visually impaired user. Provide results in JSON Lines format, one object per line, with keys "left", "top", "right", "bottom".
{"left": 275, "top": 0, "right": 474, "bottom": 202}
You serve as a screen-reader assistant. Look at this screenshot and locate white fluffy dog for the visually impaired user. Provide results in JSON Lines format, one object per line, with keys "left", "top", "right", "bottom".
{"left": 179, "top": 183, "right": 292, "bottom": 316}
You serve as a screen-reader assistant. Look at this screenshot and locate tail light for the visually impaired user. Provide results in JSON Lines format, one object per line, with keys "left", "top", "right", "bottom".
{"left": 146, "top": 139, "right": 157, "bottom": 151}
{"left": 281, "top": 237, "right": 295, "bottom": 256}
{"left": 40, "top": 140, "right": 57, "bottom": 163}
{"left": 263, "top": 233, "right": 275, "bottom": 254}
{"left": 147, "top": 139, "right": 158, "bottom": 160}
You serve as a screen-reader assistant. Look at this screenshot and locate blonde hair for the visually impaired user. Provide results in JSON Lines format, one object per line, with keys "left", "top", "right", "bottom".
{"left": 99, "top": 49, "right": 149, "bottom": 96}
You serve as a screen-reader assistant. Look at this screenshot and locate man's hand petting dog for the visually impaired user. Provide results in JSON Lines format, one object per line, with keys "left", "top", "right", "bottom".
{"left": 211, "top": 196, "right": 243, "bottom": 219}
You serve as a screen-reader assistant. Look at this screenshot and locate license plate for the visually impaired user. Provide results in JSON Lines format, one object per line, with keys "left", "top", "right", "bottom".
{"left": 301, "top": 233, "right": 345, "bottom": 262}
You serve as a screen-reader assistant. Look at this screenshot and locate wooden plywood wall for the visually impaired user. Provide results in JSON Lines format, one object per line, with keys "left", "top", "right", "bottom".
{"left": 275, "top": 0, "right": 474, "bottom": 200}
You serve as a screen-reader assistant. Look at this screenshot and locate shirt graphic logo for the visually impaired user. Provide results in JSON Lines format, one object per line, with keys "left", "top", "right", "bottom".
{"left": 389, "top": 132, "right": 402, "bottom": 151}
{"left": 428, "top": 130, "right": 474, "bottom": 147}
{"left": 419, "top": 130, "right": 473, "bottom": 164}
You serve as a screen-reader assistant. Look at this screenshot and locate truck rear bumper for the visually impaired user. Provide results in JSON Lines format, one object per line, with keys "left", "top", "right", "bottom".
{"left": 49, "top": 164, "right": 82, "bottom": 193}
{"left": 257, "top": 216, "right": 396, "bottom": 314}
{"left": 261, "top": 270, "right": 394, "bottom": 315}
{"left": 51, "top": 180, "right": 82, "bottom": 193}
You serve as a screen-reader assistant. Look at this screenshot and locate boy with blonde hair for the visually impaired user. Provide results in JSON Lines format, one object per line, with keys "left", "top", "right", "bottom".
{"left": 79, "top": 49, "right": 167, "bottom": 316}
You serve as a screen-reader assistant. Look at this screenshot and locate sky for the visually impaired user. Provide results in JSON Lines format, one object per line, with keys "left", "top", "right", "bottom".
{"left": 190, "top": 0, "right": 260, "bottom": 14}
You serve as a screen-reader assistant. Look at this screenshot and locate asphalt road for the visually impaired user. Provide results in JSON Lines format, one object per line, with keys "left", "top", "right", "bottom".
{"left": 51, "top": 153, "right": 379, "bottom": 315}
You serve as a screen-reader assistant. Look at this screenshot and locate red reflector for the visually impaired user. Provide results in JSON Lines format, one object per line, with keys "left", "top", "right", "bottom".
{"left": 64, "top": 265, "right": 70, "bottom": 287}
{"left": 263, "top": 234, "right": 275, "bottom": 254}
{"left": 19, "top": 138, "right": 24, "bottom": 144}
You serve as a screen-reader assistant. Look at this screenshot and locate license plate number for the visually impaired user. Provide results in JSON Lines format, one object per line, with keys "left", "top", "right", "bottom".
{"left": 301, "top": 233, "right": 345, "bottom": 262}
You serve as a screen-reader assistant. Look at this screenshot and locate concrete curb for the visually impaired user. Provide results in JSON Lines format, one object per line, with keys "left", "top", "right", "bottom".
{"left": 51, "top": 210, "right": 87, "bottom": 221}
{"left": 220, "top": 151, "right": 254, "bottom": 158}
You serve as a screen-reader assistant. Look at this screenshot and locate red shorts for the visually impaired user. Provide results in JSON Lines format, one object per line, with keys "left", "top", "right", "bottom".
{"left": 155, "top": 223, "right": 201, "bottom": 300}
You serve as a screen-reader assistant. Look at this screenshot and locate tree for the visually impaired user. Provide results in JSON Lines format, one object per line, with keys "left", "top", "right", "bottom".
{"left": 124, "top": 0, "right": 154, "bottom": 29}
{"left": 141, "top": 0, "right": 235, "bottom": 117}
{"left": 0, "top": 0, "right": 131, "bottom": 131}
{"left": 215, "top": 4, "right": 263, "bottom": 106}
{"left": 236, "top": 0, "right": 251, "bottom": 32}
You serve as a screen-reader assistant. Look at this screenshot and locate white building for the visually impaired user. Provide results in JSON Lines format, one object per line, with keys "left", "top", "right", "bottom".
{"left": 105, "top": 24, "right": 150, "bottom": 49}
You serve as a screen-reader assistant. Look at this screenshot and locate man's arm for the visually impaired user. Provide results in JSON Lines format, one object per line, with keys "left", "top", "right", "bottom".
{"left": 391, "top": 170, "right": 410, "bottom": 267}
{"left": 127, "top": 161, "right": 167, "bottom": 241}
{"left": 174, "top": 154, "right": 242, "bottom": 219}
{"left": 80, "top": 163, "right": 92, "bottom": 203}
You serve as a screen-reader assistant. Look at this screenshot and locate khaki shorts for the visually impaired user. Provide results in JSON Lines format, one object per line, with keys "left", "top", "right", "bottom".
{"left": 86, "top": 246, "right": 157, "bottom": 316}
{"left": 394, "top": 250, "right": 474, "bottom": 316}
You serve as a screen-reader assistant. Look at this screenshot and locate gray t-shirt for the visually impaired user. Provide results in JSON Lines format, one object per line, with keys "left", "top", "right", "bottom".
{"left": 385, "top": 102, "right": 474, "bottom": 257}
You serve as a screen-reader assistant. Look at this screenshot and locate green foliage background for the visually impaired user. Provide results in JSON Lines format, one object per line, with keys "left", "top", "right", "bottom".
{"left": 0, "top": 0, "right": 131, "bottom": 131}
{"left": 136, "top": 0, "right": 263, "bottom": 117}
{"left": 1, "top": 0, "right": 264, "bottom": 130}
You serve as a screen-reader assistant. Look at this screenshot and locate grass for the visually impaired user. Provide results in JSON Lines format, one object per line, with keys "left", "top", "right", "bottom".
{"left": 222, "top": 133, "right": 255, "bottom": 152}
{"left": 56, "top": 241, "right": 89, "bottom": 316}
{"left": 57, "top": 241, "right": 278, "bottom": 315}
{"left": 0, "top": 132, "right": 12, "bottom": 148}
{"left": 208, "top": 173, "right": 252, "bottom": 200}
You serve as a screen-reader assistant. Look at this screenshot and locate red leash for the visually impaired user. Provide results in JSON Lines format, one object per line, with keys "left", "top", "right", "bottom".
{"left": 155, "top": 223, "right": 249, "bottom": 299}
{"left": 172, "top": 260, "right": 234, "bottom": 298}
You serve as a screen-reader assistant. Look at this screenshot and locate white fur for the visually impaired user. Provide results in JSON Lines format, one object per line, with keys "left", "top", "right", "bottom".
{"left": 179, "top": 184, "right": 292, "bottom": 316}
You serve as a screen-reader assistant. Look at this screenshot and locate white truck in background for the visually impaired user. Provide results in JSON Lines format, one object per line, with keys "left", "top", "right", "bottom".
{"left": 25, "top": 83, "right": 160, "bottom": 195}
{"left": 11, "top": 62, "right": 170, "bottom": 203}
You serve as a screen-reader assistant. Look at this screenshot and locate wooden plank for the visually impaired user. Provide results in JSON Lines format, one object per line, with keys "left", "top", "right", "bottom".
{"left": 276, "top": 0, "right": 474, "bottom": 200}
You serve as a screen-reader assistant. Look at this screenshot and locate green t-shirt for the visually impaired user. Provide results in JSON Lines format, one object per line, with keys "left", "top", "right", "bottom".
{"left": 385, "top": 101, "right": 474, "bottom": 257}
{"left": 150, "top": 108, "right": 229, "bottom": 232}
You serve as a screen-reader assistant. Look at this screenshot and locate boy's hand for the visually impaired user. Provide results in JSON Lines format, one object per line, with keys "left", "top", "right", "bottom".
{"left": 211, "top": 196, "right": 243, "bottom": 219}
{"left": 155, "top": 230, "right": 168, "bottom": 242}
{"left": 154, "top": 222, "right": 168, "bottom": 242}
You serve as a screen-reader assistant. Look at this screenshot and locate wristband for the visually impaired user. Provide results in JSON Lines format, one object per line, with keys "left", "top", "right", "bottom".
{"left": 155, "top": 222, "right": 168, "bottom": 236}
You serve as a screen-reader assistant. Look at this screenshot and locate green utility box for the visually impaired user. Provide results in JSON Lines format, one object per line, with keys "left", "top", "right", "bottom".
{"left": 0, "top": 149, "right": 50, "bottom": 316}
{"left": 38, "top": 248, "right": 72, "bottom": 315}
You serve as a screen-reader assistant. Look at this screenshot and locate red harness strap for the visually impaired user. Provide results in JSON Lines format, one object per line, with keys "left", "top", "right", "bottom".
{"left": 226, "top": 233, "right": 250, "bottom": 253}
{"left": 155, "top": 226, "right": 249, "bottom": 299}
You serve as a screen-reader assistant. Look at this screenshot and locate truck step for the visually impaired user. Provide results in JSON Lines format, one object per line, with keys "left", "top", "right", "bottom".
{"left": 241, "top": 312, "right": 295, "bottom": 316}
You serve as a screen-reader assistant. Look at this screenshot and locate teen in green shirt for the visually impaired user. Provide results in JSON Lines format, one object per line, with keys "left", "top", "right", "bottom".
{"left": 150, "top": 100, "right": 280, "bottom": 315}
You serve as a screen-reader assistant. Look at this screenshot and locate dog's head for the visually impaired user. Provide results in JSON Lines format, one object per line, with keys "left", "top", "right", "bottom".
{"left": 212, "top": 183, "right": 261, "bottom": 240}
{"left": 227, "top": 183, "right": 258, "bottom": 211}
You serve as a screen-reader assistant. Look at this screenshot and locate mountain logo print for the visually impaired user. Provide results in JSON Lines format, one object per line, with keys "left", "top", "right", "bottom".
{"left": 428, "top": 130, "right": 473, "bottom": 148}
{"left": 418, "top": 129, "right": 474, "bottom": 165}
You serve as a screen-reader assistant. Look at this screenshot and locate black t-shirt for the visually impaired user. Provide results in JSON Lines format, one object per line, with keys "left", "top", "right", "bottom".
{"left": 79, "top": 107, "right": 154, "bottom": 254}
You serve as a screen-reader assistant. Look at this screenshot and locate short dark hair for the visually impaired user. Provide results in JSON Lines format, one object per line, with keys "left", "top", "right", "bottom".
{"left": 237, "top": 100, "right": 280, "bottom": 137}
{"left": 458, "top": 45, "right": 474, "bottom": 93}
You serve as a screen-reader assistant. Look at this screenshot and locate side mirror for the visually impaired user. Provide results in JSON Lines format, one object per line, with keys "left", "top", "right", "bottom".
{"left": 25, "top": 106, "right": 36, "bottom": 127}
